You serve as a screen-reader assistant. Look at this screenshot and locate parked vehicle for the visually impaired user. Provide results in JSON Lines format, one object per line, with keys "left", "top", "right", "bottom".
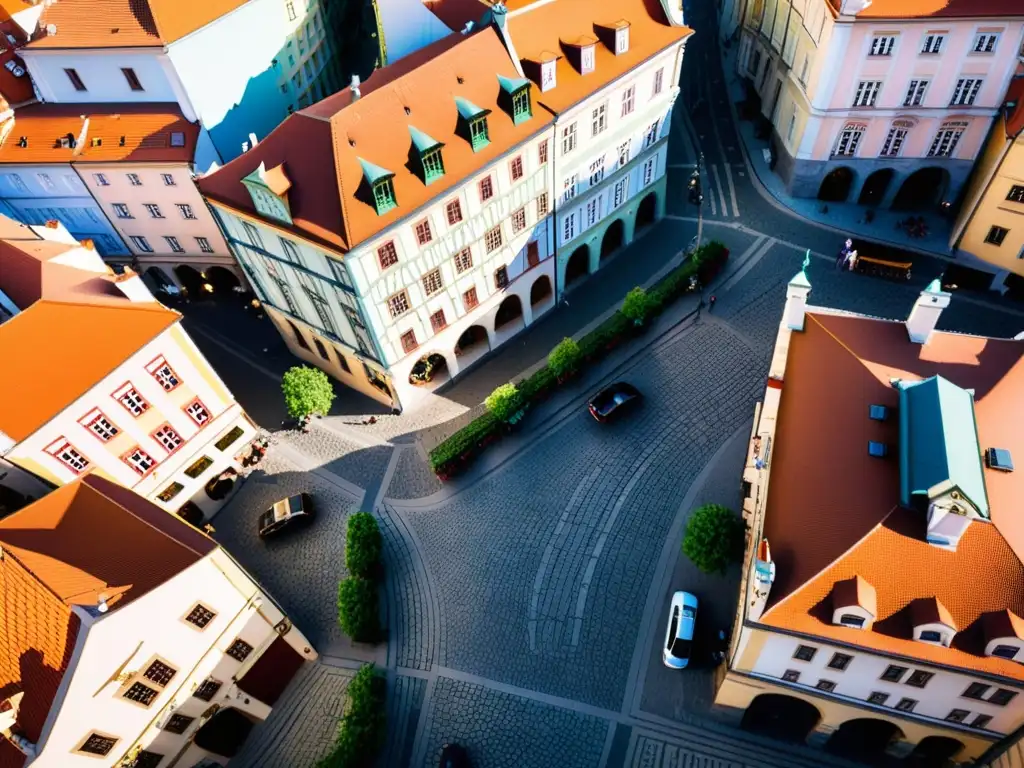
{"left": 258, "top": 493, "right": 314, "bottom": 539}
{"left": 439, "top": 743, "right": 470, "bottom": 768}
{"left": 587, "top": 382, "right": 642, "bottom": 423}
{"left": 663, "top": 591, "right": 698, "bottom": 669}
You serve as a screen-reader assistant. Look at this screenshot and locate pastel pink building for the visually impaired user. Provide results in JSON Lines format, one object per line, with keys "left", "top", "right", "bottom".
{"left": 727, "top": 0, "right": 1024, "bottom": 208}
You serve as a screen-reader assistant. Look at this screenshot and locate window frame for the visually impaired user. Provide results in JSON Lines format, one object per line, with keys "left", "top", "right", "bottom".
{"left": 184, "top": 398, "right": 211, "bottom": 427}
{"left": 510, "top": 155, "right": 524, "bottom": 182}
{"left": 400, "top": 329, "right": 418, "bottom": 354}
{"left": 446, "top": 199, "right": 463, "bottom": 226}
{"left": 793, "top": 644, "right": 817, "bottom": 662}
{"left": 226, "top": 637, "right": 254, "bottom": 663}
{"left": 122, "top": 445, "right": 157, "bottom": 476}
{"left": 45, "top": 438, "right": 90, "bottom": 474}
{"left": 479, "top": 175, "right": 494, "bottom": 202}
{"left": 386, "top": 289, "right": 411, "bottom": 318}
{"left": 421, "top": 268, "right": 444, "bottom": 296}
{"left": 827, "top": 652, "right": 853, "bottom": 671}
{"left": 121, "top": 67, "right": 144, "bottom": 91}
{"left": 895, "top": 697, "right": 918, "bottom": 712}
{"left": 868, "top": 691, "right": 889, "bottom": 705}
{"left": 80, "top": 410, "right": 120, "bottom": 442}
{"left": 906, "top": 669, "right": 934, "bottom": 688}
{"left": 454, "top": 248, "right": 473, "bottom": 273}
{"left": 463, "top": 286, "right": 479, "bottom": 310}
{"left": 146, "top": 355, "right": 181, "bottom": 391}
{"left": 494, "top": 265, "right": 509, "bottom": 289}
{"left": 152, "top": 423, "right": 184, "bottom": 454}
{"left": 193, "top": 678, "right": 222, "bottom": 702}
{"left": 881, "top": 664, "right": 908, "bottom": 682}
{"left": 985, "top": 225, "right": 1009, "bottom": 246}
{"left": 511, "top": 206, "right": 527, "bottom": 234}
{"left": 176, "top": 203, "right": 197, "bottom": 220}
{"left": 414, "top": 217, "right": 433, "bottom": 245}
{"left": 485, "top": 224, "right": 503, "bottom": 253}
{"left": 429, "top": 309, "right": 447, "bottom": 333}
{"left": 377, "top": 240, "right": 399, "bottom": 271}
{"left": 196, "top": 236, "right": 214, "bottom": 253}
{"left": 164, "top": 713, "right": 196, "bottom": 734}
{"left": 74, "top": 732, "right": 119, "bottom": 757}
{"left": 64, "top": 67, "right": 87, "bottom": 91}
{"left": 112, "top": 383, "right": 150, "bottom": 417}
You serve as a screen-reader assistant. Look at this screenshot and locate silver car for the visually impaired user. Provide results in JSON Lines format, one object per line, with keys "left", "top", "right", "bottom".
{"left": 663, "top": 591, "right": 698, "bottom": 669}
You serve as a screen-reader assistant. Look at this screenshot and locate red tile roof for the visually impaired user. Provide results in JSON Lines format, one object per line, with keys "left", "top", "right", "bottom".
{"left": 760, "top": 311, "right": 1024, "bottom": 680}
{"left": 827, "top": 0, "right": 1024, "bottom": 18}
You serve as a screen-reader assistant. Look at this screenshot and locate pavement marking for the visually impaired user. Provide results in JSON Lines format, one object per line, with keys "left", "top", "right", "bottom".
{"left": 723, "top": 161, "right": 741, "bottom": 218}
{"left": 714, "top": 234, "right": 767, "bottom": 289}
{"left": 710, "top": 164, "right": 729, "bottom": 216}
{"left": 718, "top": 237, "right": 777, "bottom": 294}
{"left": 708, "top": 194, "right": 717, "bottom": 216}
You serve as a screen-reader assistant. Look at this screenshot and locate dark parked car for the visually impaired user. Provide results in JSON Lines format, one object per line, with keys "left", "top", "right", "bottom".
{"left": 258, "top": 493, "right": 314, "bottom": 539}
{"left": 588, "top": 382, "right": 642, "bottom": 422}
{"left": 439, "top": 743, "right": 470, "bottom": 768}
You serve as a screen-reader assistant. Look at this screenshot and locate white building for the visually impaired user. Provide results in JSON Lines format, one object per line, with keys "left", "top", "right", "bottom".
{"left": 200, "top": 0, "right": 691, "bottom": 412}
{"left": 0, "top": 474, "right": 316, "bottom": 768}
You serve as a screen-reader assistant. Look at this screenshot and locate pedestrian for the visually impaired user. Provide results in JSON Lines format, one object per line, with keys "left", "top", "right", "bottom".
{"left": 835, "top": 248, "right": 847, "bottom": 270}
{"left": 847, "top": 250, "right": 859, "bottom": 272}
{"left": 708, "top": 295, "right": 717, "bottom": 311}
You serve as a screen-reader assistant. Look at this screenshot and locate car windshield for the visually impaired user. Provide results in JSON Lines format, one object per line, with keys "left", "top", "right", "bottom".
{"left": 670, "top": 638, "right": 692, "bottom": 658}
{"left": 288, "top": 496, "right": 303, "bottom": 514}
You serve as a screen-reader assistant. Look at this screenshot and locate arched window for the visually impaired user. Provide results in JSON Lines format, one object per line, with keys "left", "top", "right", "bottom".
{"left": 833, "top": 123, "right": 867, "bottom": 157}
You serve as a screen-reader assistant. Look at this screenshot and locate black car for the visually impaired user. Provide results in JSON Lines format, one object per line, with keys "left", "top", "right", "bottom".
{"left": 588, "top": 382, "right": 642, "bottom": 422}
{"left": 439, "top": 743, "right": 470, "bottom": 768}
{"left": 258, "top": 493, "right": 314, "bottom": 539}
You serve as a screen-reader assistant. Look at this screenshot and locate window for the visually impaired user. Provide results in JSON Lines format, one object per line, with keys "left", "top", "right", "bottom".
{"left": 589, "top": 159, "right": 605, "bottom": 186}
{"left": 868, "top": 692, "right": 889, "bottom": 705}
{"left": 82, "top": 411, "right": 119, "bottom": 441}
{"left": 643, "top": 158, "right": 655, "bottom": 186}
{"left": 962, "top": 682, "right": 990, "bottom": 700}
{"left": 377, "top": 241, "right": 398, "bottom": 270}
{"left": 919, "top": 630, "right": 943, "bottom": 642}
{"left": 538, "top": 140, "right": 549, "bottom": 164}
{"left": 479, "top": 175, "right": 494, "bottom": 202}
{"left": 990, "top": 688, "right": 1018, "bottom": 706}
{"left": 412, "top": 218, "right": 433, "bottom": 246}
{"left": 37, "top": 173, "right": 55, "bottom": 191}
{"left": 214, "top": 426, "right": 244, "bottom": 452}
{"left": 973, "top": 33, "right": 999, "bottom": 53}
{"left": 951, "top": 78, "right": 983, "bottom": 106}
{"left": 562, "top": 122, "right": 578, "bottom": 154}
{"left": 122, "top": 446, "right": 155, "bottom": 475}
{"left": 196, "top": 236, "right": 214, "bottom": 253}
{"left": 454, "top": 248, "right": 473, "bottom": 273}
{"left": 562, "top": 173, "right": 578, "bottom": 202}
{"left": 372, "top": 178, "right": 397, "bottom": 215}
{"left": 421, "top": 147, "right": 444, "bottom": 183}
{"left": 4, "top": 173, "right": 27, "bottom": 193}
{"left": 618, "top": 140, "right": 631, "bottom": 167}
{"left": 446, "top": 199, "right": 463, "bottom": 225}
{"left": 143, "top": 660, "right": 176, "bottom": 687}
{"left": 512, "top": 87, "right": 531, "bottom": 123}
{"left": 400, "top": 330, "right": 417, "bottom": 354}
{"left": 152, "top": 425, "right": 183, "bottom": 453}
{"left": 463, "top": 287, "right": 479, "bottom": 310}
{"left": 921, "top": 33, "right": 944, "bottom": 54}
{"left": 906, "top": 670, "right": 933, "bottom": 688}
{"left": 541, "top": 60, "right": 556, "bottom": 90}
{"left": 586, "top": 198, "right": 599, "bottom": 227}
{"left": 183, "top": 604, "right": 217, "bottom": 631}
{"left": 562, "top": 212, "right": 577, "bottom": 243}
{"left": 985, "top": 226, "right": 1009, "bottom": 246}
{"left": 834, "top": 123, "right": 865, "bottom": 156}
{"left": 162, "top": 235, "right": 184, "bottom": 253}
{"left": 946, "top": 709, "right": 970, "bottom": 723}
{"left": 193, "top": 678, "right": 222, "bottom": 701}
{"left": 526, "top": 241, "right": 540, "bottom": 267}
{"left": 621, "top": 86, "right": 635, "bottom": 117}
{"left": 77, "top": 734, "right": 118, "bottom": 756}
{"left": 972, "top": 714, "right": 993, "bottom": 729}
{"left": 128, "top": 234, "right": 151, "bottom": 251}
{"left": 468, "top": 115, "right": 489, "bottom": 151}
{"left": 123, "top": 681, "right": 159, "bottom": 706}
{"left": 904, "top": 79, "right": 929, "bottom": 106}
{"left": 118, "top": 67, "right": 144, "bottom": 91}
{"left": 485, "top": 225, "right": 503, "bottom": 253}
{"left": 176, "top": 203, "right": 197, "bottom": 220}
{"left": 387, "top": 290, "right": 410, "bottom": 318}
{"left": 142, "top": 203, "right": 163, "bottom": 219}
{"left": 113, "top": 203, "right": 133, "bottom": 219}
{"left": 993, "top": 644, "right": 1020, "bottom": 659}
{"left": 839, "top": 613, "right": 866, "bottom": 627}
{"left": 132, "top": 749, "right": 165, "bottom": 768}
{"left": 93, "top": 173, "right": 110, "bottom": 186}
{"left": 537, "top": 192, "right": 549, "bottom": 217}
{"left": 853, "top": 80, "right": 882, "bottom": 107}
{"left": 782, "top": 669, "right": 800, "bottom": 682}
{"left": 127, "top": 173, "right": 142, "bottom": 186}
{"left": 161, "top": 173, "right": 176, "bottom": 186}
{"left": 881, "top": 665, "right": 907, "bottom": 682}
{"left": 114, "top": 385, "right": 149, "bottom": 416}
{"left": 816, "top": 680, "right": 836, "bottom": 692}
{"left": 643, "top": 121, "right": 659, "bottom": 149}
{"left": 494, "top": 265, "right": 509, "bottom": 289}
{"left": 581, "top": 44, "right": 595, "bottom": 73}
{"left": 512, "top": 207, "right": 526, "bottom": 233}
{"left": 1008, "top": 185, "right": 1024, "bottom": 203}
{"left": 793, "top": 645, "right": 817, "bottom": 662}
{"left": 146, "top": 356, "right": 179, "bottom": 390}
{"left": 227, "top": 638, "right": 254, "bottom": 662}
{"left": 653, "top": 67, "right": 664, "bottom": 96}
{"left": 157, "top": 482, "right": 183, "bottom": 502}
{"left": 828, "top": 653, "right": 853, "bottom": 671}
{"left": 869, "top": 35, "right": 896, "bottom": 56}
{"left": 510, "top": 156, "right": 524, "bottom": 182}
{"left": 64, "top": 68, "right": 87, "bottom": 91}
{"left": 422, "top": 268, "right": 443, "bottom": 296}
{"left": 880, "top": 126, "right": 909, "bottom": 157}
{"left": 895, "top": 698, "right": 917, "bottom": 712}
{"left": 47, "top": 439, "right": 89, "bottom": 473}
{"left": 613, "top": 177, "right": 629, "bottom": 208}
{"left": 165, "top": 714, "right": 195, "bottom": 734}
{"left": 929, "top": 121, "right": 968, "bottom": 157}
{"left": 170, "top": 131, "right": 185, "bottom": 147}
{"left": 185, "top": 399, "right": 211, "bottom": 426}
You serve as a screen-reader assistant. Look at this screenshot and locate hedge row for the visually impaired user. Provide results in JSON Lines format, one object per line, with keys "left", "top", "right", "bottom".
{"left": 428, "top": 241, "right": 730, "bottom": 479}
{"left": 314, "top": 663, "right": 387, "bottom": 768}
{"left": 337, "top": 513, "right": 383, "bottom": 643}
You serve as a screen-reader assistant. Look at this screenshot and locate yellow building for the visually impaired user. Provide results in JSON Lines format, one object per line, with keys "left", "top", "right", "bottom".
{"left": 0, "top": 217, "right": 258, "bottom": 524}
{"left": 715, "top": 271, "right": 1024, "bottom": 766}
{"left": 951, "top": 75, "right": 1024, "bottom": 294}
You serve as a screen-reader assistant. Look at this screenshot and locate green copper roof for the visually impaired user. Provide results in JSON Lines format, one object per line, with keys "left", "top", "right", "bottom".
{"left": 925, "top": 278, "right": 946, "bottom": 294}
{"left": 358, "top": 157, "right": 394, "bottom": 185}
{"left": 455, "top": 97, "right": 487, "bottom": 120}
{"left": 408, "top": 125, "right": 442, "bottom": 153}
{"left": 498, "top": 74, "right": 531, "bottom": 94}
{"left": 898, "top": 375, "right": 988, "bottom": 518}
{"left": 789, "top": 270, "right": 811, "bottom": 289}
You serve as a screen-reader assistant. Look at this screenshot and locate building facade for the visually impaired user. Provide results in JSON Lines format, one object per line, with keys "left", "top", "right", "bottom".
{"left": 729, "top": 0, "right": 1024, "bottom": 208}
{"left": 0, "top": 219, "right": 259, "bottom": 522}
{"left": 201, "top": 0, "right": 690, "bottom": 412}
{"left": 0, "top": 475, "right": 316, "bottom": 768}
{"left": 715, "top": 267, "right": 1024, "bottom": 765}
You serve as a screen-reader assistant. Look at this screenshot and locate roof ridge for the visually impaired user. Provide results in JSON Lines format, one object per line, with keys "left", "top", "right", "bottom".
{"left": 805, "top": 312, "right": 879, "bottom": 368}
{"left": 34, "top": 297, "right": 181, "bottom": 318}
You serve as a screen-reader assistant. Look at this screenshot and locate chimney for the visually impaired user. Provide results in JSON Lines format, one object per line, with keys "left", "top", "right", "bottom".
{"left": 784, "top": 269, "right": 811, "bottom": 331}
{"left": 114, "top": 268, "right": 157, "bottom": 303}
{"left": 350, "top": 75, "right": 361, "bottom": 101}
{"left": 906, "top": 279, "right": 950, "bottom": 344}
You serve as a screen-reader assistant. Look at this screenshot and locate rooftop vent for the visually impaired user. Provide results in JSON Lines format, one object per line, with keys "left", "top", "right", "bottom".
{"left": 90, "top": 137, "right": 101, "bottom": 147}
{"left": 986, "top": 448, "right": 1015, "bottom": 472}
{"left": 57, "top": 133, "right": 75, "bottom": 148}
{"left": 119, "top": 135, "right": 126, "bottom": 147}
{"left": 16, "top": 136, "right": 26, "bottom": 148}
{"left": 868, "top": 441, "right": 888, "bottom": 458}
{"left": 869, "top": 404, "right": 889, "bottom": 421}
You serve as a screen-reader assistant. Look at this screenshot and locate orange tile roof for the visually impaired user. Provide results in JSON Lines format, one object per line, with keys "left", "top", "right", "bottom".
{"left": 26, "top": 0, "right": 249, "bottom": 49}
{"left": 826, "top": 0, "right": 1024, "bottom": 17}
{"left": 759, "top": 311, "right": 1024, "bottom": 680}
{"left": 0, "top": 103, "right": 199, "bottom": 165}
{"left": 200, "top": 28, "right": 552, "bottom": 253}
{"left": 422, "top": 0, "right": 493, "bottom": 32}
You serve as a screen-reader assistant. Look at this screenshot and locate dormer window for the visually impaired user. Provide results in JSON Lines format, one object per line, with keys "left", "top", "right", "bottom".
{"left": 409, "top": 126, "right": 445, "bottom": 185}
{"left": 241, "top": 162, "right": 293, "bottom": 224}
{"left": 581, "top": 45, "right": 596, "bottom": 74}
{"left": 830, "top": 575, "right": 876, "bottom": 630}
{"left": 541, "top": 61, "right": 556, "bottom": 90}
{"left": 498, "top": 75, "right": 533, "bottom": 125}
{"left": 455, "top": 98, "right": 492, "bottom": 152}
{"left": 615, "top": 25, "right": 629, "bottom": 54}
{"left": 562, "top": 36, "right": 598, "bottom": 75}
{"left": 595, "top": 20, "right": 630, "bottom": 56}
{"left": 359, "top": 157, "right": 397, "bottom": 216}
{"left": 911, "top": 597, "right": 956, "bottom": 647}
{"left": 982, "top": 610, "right": 1024, "bottom": 662}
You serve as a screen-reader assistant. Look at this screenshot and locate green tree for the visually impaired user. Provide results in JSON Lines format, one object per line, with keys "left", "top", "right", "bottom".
{"left": 337, "top": 577, "right": 380, "bottom": 642}
{"left": 548, "top": 337, "right": 582, "bottom": 379}
{"left": 621, "top": 286, "right": 653, "bottom": 325}
{"left": 485, "top": 383, "right": 523, "bottom": 423}
{"left": 682, "top": 503, "right": 744, "bottom": 575}
{"left": 346, "top": 513, "right": 382, "bottom": 579}
{"left": 281, "top": 365, "right": 335, "bottom": 421}
{"left": 314, "top": 663, "right": 386, "bottom": 768}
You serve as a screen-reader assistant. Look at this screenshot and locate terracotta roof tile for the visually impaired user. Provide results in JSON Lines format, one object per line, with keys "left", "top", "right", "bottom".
{"left": 984, "top": 609, "right": 1024, "bottom": 643}
{"left": 0, "top": 103, "right": 198, "bottom": 165}
{"left": 759, "top": 311, "right": 1024, "bottom": 680}
{"left": 422, "top": 0, "right": 493, "bottom": 33}
{"left": 827, "top": 0, "right": 1024, "bottom": 17}
{"left": 832, "top": 575, "right": 877, "bottom": 617}
{"left": 910, "top": 596, "right": 956, "bottom": 630}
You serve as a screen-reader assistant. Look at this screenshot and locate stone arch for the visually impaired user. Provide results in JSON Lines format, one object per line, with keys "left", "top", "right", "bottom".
{"left": 906, "top": 736, "right": 965, "bottom": 768}
{"left": 636, "top": 191, "right": 657, "bottom": 230}
{"left": 174, "top": 264, "right": 204, "bottom": 295}
{"left": 818, "top": 167, "right": 855, "bottom": 202}
{"left": 205, "top": 265, "right": 242, "bottom": 294}
{"left": 143, "top": 266, "right": 175, "bottom": 289}
{"left": 530, "top": 274, "right": 553, "bottom": 307}
{"left": 408, "top": 352, "right": 451, "bottom": 387}
{"left": 740, "top": 694, "right": 821, "bottom": 743}
{"left": 601, "top": 219, "right": 625, "bottom": 260}
{"left": 892, "top": 167, "right": 950, "bottom": 211}
{"left": 494, "top": 294, "right": 524, "bottom": 331}
{"left": 455, "top": 324, "right": 490, "bottom": 364}
{"left": 565, "top": 244, "right": 590, "bottom": 288}
{"left": 858, "top": 168, "right": 894, "bottom": 206}
{"left": 825, "top": 718, "right": 903, "bottom": 761}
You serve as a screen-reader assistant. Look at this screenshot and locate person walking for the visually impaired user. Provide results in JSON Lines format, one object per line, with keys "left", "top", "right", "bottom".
{"left": 847, "top": 250, "right": 859, "bottom": 272}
